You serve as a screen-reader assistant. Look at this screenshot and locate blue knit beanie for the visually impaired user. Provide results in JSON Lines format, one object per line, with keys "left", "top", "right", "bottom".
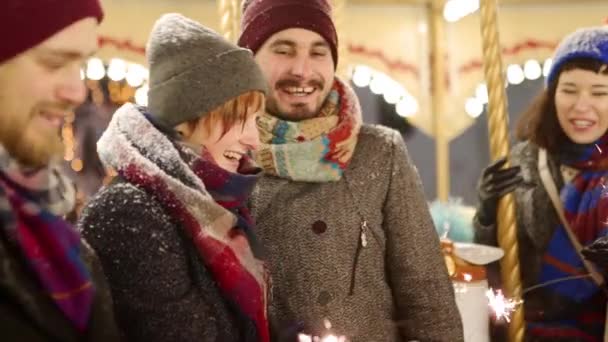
{"left": 546, "top": 26, "right": 608, "bottom": 86}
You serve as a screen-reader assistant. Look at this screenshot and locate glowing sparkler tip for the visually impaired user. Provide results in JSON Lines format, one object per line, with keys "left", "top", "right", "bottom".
{"left": 486, "top": 289, "right": 523, "bottom": 322}
{"left": 298, "top": 333, "right": 313, "bottom": 342}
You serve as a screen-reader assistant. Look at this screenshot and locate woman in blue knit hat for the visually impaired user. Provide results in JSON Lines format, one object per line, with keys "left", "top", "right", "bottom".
{"left": 475, "top": 26, "right": 608, "bottom": 341}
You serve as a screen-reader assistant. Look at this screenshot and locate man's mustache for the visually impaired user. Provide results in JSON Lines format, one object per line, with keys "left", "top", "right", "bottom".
{"left": 275, "top": 78, "right": 324, "bottom": 90}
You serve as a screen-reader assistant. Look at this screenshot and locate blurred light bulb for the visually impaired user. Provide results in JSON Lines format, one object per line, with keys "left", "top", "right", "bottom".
{"left": 86, "top": 58, "right": 105, "bottom": 81}
{"left": 506, "top": 64, "right": 525, "bottom": 85}
{"left": 524, "top": 59, "right": 542, "bottom": 80}
{"left": 352, "top": 65, "right": 372, "bottom": 88}
{"left": 396, "top": 96, "right": 419, "bottom": 117}
{"left": 134, "top": 85, "right": 149, "bottom": 106}
{"left": 465, "top": 97, "right": 484, "bottom": 118}
{"left": 107, "top": 58, "right": 128, "bottom": 81}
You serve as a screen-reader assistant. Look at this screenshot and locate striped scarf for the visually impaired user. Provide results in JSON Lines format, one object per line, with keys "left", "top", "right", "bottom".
{"left": 531, "top": 136, "right": 608, "bottom": 341}
{"left": 98, "top": 103, "right": 269, "bottom": 342}
{"left": 256, "top": 78, "right": 362, "bottom": 182}
{"left": 0, "top": 145, "right": 94, "bottom": 332}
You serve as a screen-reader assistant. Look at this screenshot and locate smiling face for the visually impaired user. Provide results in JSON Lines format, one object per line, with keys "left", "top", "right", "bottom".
{"left": 555, "top": 68, "right": 608, "bottom": 144}
{"left": 254, "top": 28, "right": 335, "bottom": 121}
{"left": 0, "top": 17, "right": 98, "bottom": 168}
{"left": 176, "top": 91, "right": 264, "bottom": 173}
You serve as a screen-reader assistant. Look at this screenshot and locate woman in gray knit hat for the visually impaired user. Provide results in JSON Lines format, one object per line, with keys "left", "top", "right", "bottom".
{"left": 79, "top": 13, "right": 270, "bottom": 341}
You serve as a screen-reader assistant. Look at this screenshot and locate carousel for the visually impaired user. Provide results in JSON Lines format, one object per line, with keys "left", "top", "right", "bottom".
{"left": 69, "top": 0, "right": 608, "bottom": 341}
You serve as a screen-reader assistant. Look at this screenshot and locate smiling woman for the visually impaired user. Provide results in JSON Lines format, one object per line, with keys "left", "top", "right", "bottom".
{"left": 175, "top": 90, "right": 264, "bottom": 173}
{"left": 78, "top": 13, "right": 272, "bottom": 342}
{"left": 474, "top": 26, "right": 608, "bottom": 342}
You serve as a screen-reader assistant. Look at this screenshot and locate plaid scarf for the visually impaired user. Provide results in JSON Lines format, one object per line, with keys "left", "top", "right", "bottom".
{"left": 256, "top": 78, "right": 362, "bottom": 182}
{"left": 98, "top": 103, "right": 269, "bottom": 342}
{"left": 531, "top": 136, "right": 608, "bottom": 340}
{"left": 0, "top": 145, "right": 94, "bottom": 332}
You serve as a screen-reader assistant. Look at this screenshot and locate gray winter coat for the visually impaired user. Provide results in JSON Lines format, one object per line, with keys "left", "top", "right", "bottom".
{"left": 79, "top": 180, "right": 251, "bottom": 342}
{"left": 251, "top": 124, "right": 464, "bottom": 341}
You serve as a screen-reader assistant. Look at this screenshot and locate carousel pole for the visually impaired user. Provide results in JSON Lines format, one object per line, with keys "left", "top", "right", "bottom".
{"left": 217, "top": 0, "right": 240, "bottom": 43}
{"left": 478, "top": 0, "right": 524, "bottom": 341}
{"left": 331, "top": 0, "right": 349, "bottom": 79}
{"left": 429, "top": 0, "right": 450, "bottom": 201}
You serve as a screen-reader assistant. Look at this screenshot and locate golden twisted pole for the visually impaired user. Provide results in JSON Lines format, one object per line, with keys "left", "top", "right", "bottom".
{"left": 217, "top": 0, "right": 240, "bottom": 43}
{"left": 331, "top": 0, "right": 349, "bottom": 78}
{"left": 478, "top": 0, "right": 525, "bottom": 341}
{"left": 429, "top": 0, "right": 449, "bottom": 201}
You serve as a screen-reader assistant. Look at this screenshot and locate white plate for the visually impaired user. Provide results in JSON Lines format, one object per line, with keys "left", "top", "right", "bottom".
{"left": 453, "top": 242, "right": 504, "bottom": 265}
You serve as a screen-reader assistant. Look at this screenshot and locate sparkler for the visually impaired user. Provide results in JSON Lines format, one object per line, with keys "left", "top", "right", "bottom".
{"left": 485, "top": 289, "right": 522, "bottom": 322}
{"left": 297, "top": 319, "right": 347, "bottom": 342}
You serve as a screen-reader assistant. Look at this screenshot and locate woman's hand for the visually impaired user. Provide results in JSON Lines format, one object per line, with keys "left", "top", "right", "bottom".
{"left": 476, "top": 157, "right": 523, "bottom": 226}
{"left": 582, "top": 236, "right": 608, "bottom": 270}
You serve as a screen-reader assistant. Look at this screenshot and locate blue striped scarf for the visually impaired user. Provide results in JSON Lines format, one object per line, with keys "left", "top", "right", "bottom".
{"left": 531, "top": 137, "right": 608, "bottom": 340}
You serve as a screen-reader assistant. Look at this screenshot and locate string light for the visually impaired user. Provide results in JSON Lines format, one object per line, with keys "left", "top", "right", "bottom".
{"left": 352, "top": 65, "right": 372, "bottom": 88}
{"left": 523, "top": 59, "right": 542, "bottom": 80}
{"left": 107, "top": 58, "right": 128, "bottom": 81}
{"left": 67, "top": 57, "right": 149, "bottom": 173}
{"left": 86, "top": 58, "right": 105, "bottom": 81}
{"left": 506, "top": 64, "right": 525, "bottom": 85}
{"left": 465, "top": 97, "right": 483, "bottom": 118}
{"left": 443, "top": 0, "right": 479, "bottom": 23}
{"left": 350, "top": 65, "right": 420, "bottom": 118}
{"left": 467, "top": 58, "right": 552, "bottom": 117}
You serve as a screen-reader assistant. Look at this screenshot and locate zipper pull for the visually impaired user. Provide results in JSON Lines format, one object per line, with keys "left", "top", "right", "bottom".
{"left": 361, "top": 220, "right": 368, "bottom": 247}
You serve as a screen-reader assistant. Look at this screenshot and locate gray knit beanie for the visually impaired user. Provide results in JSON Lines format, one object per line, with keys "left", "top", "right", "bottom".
{"left": 146, "top": 13, "right": 267, "bottom": 127}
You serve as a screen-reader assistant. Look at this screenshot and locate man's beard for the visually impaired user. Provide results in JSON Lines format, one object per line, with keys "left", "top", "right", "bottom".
{"left": 0, "top": 110, "right": 64, "bottom": 168}
{"left": 267, "top": 77, "right": 328, "bottom": 122}
{"left": 265, "top": 96, "right": 321, "bottom": 122}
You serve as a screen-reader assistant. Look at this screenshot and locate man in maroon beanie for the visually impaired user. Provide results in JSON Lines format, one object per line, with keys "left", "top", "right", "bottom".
{"left": 0, "top": 1, "right": 120, "bottom": 340}
{"left": 239, "top": 0, "right": 465, "bottom": 341}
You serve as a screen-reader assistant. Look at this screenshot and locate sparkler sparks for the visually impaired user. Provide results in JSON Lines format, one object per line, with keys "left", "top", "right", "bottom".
{"left": 485, "top": 289, "right": 522, "bottom": 322}
{"left": 297, "top": 319, "right": 347, "bottom": 342}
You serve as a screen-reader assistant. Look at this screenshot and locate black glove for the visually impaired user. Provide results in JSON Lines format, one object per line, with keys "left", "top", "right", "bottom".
{"left": 476, "top": 157, "right": 523, "bottom": 226}
{"left": 582, "top": 236, "right": 608, "bottom": 272}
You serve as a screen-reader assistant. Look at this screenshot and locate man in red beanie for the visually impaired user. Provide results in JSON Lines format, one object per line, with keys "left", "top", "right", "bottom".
{"left": 239, "top": 0, "right": 464, "bottom": 340}
{"left": 0, "top": 1, "right": 120, "bottom": 340}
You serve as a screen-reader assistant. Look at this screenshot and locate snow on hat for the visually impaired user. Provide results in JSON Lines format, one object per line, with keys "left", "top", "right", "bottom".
{"left": 146, "top": 13, "right": 268, "bottom": 128}
{"left": 0, "top": 0, "right": 104, "bottom": 63}
{"left": 238, "top": 0, "right": 338, "bottom": 68}
{"left": 546, "top": 26, "right": 608, "bottom": 85}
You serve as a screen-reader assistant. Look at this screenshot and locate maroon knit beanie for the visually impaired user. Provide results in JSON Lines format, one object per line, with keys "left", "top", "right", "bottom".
{"left": 0, "top": 0, "right": 104, "bottom": 63}
{"left": 238, "top": 0, "right": 338, "bottom": 68}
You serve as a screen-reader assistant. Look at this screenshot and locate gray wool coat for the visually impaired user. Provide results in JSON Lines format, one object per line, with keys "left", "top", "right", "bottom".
{"left": 475, "top": 141, "right": 607, "bottom": 341}
{"left": 251, "top": 124, "right": 464, "bottom": 342}
{"left": 79, "top": 180, "right": 255, "bottom": 342}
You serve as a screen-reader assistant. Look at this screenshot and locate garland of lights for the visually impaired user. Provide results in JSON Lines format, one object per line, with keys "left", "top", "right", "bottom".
{"left": 350, "top": 65, "right": 420, "bottom": 118}
{"left": 63, "top": 58, "right": 150, "bottom": 172}
{"left": 465, "top": 57, "right": 552, "bottom": 118}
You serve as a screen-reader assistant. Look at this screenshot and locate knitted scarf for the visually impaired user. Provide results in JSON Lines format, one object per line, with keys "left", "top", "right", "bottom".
{"left": 0, "top": 145, "right": 94, "bottom": 332}
{"left": 530, "top": 136, "right": 608, "bottom": 341}
{"left": 256, "top": 78, "right": 362, "bottom": 182}
{"left": 97, "top": 103, "right": 269, "bottom": 342}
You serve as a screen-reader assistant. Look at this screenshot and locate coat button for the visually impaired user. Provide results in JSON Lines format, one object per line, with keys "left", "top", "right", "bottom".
{"left": 317, "top": 290, "right": 332, "bottom": 306}
{"left": 312, "top": 220, "right": 327, "bottom": 234}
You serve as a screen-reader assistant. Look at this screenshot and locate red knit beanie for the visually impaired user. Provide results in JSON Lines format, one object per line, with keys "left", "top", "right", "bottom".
{"left": 238, "top": 0, "right": 338, "bottom": 68}
{"left": 0, "top": 0, "right": 104, "bottom": 63}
